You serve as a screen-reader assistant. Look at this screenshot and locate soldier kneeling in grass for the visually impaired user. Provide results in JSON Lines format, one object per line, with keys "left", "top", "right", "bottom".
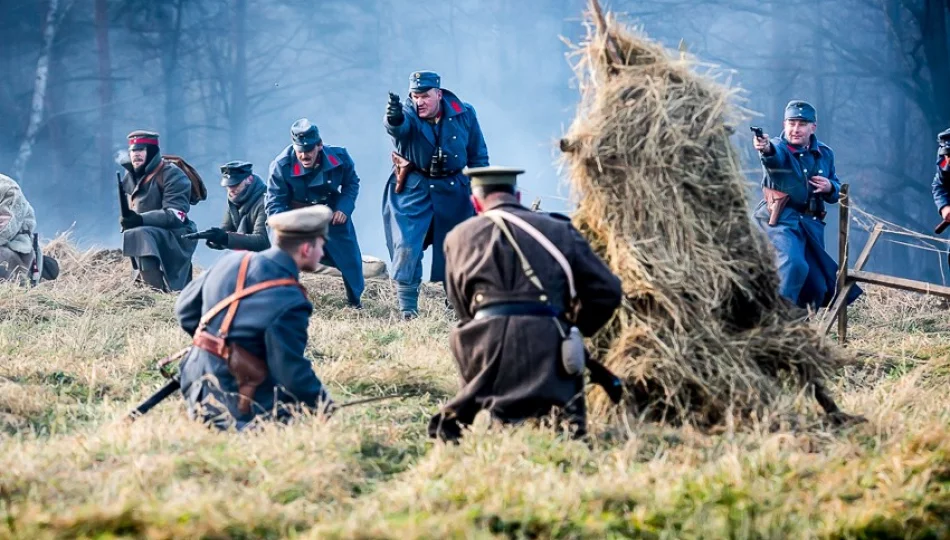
{"left": 173, "top": 205, "right": 334, "bottom": 430}
{"left": 428, "top": 166, "right": 624, "bottom": 442}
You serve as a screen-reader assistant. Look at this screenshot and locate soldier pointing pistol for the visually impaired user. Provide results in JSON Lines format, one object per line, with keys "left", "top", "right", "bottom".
{"left": 382, "top": 71, "right": 490, "bottom": 319}
{"left": 751, "top": 101, "right": 860, "bottom": 310}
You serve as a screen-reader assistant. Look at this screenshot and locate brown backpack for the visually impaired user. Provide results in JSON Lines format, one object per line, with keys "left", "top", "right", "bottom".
{"left": 156, "top": 155, "right": 208, "bottom": 205}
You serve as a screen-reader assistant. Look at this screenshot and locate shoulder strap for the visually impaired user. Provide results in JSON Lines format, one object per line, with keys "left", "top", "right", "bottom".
{"left": 482, "top": 213, "right": 546, "bottom": 293}
{"left": 483, "top": 210, "right": 576, "bottom": 299}
{"left": 198, "top": 253, "right": 305, "bottom": 338}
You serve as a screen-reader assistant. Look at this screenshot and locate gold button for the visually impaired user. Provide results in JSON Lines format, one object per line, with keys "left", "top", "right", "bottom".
{"left": 475, "top": 293, "right": 483, "bottom": 303}
{"left": 539, "top": 294, "right": 548, "bottom": 302}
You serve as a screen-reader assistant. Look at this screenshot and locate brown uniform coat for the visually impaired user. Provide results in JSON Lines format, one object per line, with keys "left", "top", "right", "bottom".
{"left": 430, "top": 195, "right": 622, "bottom": 439}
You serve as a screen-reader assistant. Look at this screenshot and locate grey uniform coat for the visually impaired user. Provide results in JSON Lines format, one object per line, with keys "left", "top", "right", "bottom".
{"left": 120, "top": 152, "right": 197, "bottom": 290}
{"left": 219, "top": 175, "right": 269, "bottom": 252}
{"left": 174, "top": 247, "right": 331, "bottom": 430}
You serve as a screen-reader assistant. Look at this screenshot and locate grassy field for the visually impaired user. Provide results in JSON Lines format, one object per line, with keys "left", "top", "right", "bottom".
{"left": 0, "top": 243, "right": 948, "bottom": 539}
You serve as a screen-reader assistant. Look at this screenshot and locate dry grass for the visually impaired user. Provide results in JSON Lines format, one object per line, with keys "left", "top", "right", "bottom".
{"left": 0, "top": 239, "right": 947, "bottom": 539}
{"left": 558, "top": 1, "right": 843, "bottom": 425}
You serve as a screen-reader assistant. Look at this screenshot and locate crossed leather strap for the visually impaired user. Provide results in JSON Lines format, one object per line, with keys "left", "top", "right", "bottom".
{"left": 192, "top": 253, "right": 306, "bottom": 413}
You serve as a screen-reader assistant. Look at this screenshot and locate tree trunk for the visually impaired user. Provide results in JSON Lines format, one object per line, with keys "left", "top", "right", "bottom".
{"left": 95, "top": 0, "right": 113, "bottom": 199}
{"left": 163, "top": 0, "right": 187, "bottom": 155}
{"left": 12, "top": 0, "right": 62, "bottom": 181}
{"left": 229, "top": 0, "right": 248, "bottom": 158}
{"left": 922, "top": 0, "right": 950, "bottom": 134}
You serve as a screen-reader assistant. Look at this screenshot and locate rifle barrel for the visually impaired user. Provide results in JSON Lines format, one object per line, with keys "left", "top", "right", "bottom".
{"left": 127, "top": 379, "right": 180, "bottom": 422}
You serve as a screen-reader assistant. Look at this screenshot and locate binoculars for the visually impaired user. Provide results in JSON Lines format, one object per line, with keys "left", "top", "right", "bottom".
{"left": 429, "top": 147, "right": 448, "bottom": 177}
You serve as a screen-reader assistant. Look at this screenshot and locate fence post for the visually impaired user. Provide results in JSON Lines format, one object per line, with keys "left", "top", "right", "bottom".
{"left": 837, "top": 184, "right": 850, "bottom": 344}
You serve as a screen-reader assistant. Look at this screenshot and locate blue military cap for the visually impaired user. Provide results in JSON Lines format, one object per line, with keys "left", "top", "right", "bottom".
{"left": 409, "top": 70, "right": 441, "bottom": 93}
{"left": 220, "top": 160, "right": 253, "bottom": 187}
{"left": 290, "top": 118, "right": 321, "bottom": 152}
{"left": 784, "top": 100, "right": 817, "bottom": 123}
{"left": 463, "top": 166, "right": 524, "bottom": 187}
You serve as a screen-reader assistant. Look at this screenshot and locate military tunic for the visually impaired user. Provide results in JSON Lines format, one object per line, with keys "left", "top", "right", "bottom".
{"left": 217, "top": 174, "right": 269, "bottom": 252}
{"left": 120, "top": 152, "right": 198, "bottom": 291}
{"left": 382, "top": 89, "right": 489, "bottom": 286}
{"left": 175, "top": 247, "right": 331, "bottom": 430}
{"left": 265, "top": 144, "right": 364, "bottom": 305}
{"left": 429, "top": 197, "right": 622, "bottom": 440}
{"left": 753, "top": 133, "right": 860, "bottom": 309}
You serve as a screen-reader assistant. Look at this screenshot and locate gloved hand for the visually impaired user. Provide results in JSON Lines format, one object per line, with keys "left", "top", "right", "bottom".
{"left": 204, "top": 227, "right": 229, "bottom": 247}
{"left": 120, "top": 212, "right": 143, "bottom": 230}
{"left": 386, "top": 92, "right": 404, "bottom": 126}
{"left": 205, "top": 240, "right": 226, "bottom": 250}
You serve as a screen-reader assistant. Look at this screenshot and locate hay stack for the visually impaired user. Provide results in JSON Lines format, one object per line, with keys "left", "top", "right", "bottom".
{"left": 560, "top": 1, "right": 844, "bottom": 424}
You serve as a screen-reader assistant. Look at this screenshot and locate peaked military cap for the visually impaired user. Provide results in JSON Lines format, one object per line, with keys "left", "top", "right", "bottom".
{"left": 127, "top": 130, "right": 160, "bottom": 150}
{"left": 290, "top": 118, "right": 321, "bottom": 152}
{"left": 409, "top": 70, "right": 441, "bottom": 93}
{"left": 220, "top": 160, "right": 253, "bottom": 187}
{"left": 463, "top": 166, "right": 524, "bottom": 187}
{"left": 267, "top": 204, "right": 332, "bottom": 240}
{"left": 784, "top": 100, "right": 817, "bottom": 123}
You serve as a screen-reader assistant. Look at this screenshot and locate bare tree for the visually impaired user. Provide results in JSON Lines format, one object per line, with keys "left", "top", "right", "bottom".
{"left": 12, "top": 0, "right": 71, "bottom": 181}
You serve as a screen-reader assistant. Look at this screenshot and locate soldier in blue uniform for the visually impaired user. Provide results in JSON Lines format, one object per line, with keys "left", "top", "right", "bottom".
{"left": 265, "top": 119, "right": 365, "bottom": 308}
{"left": 174, "top": 204, "right": 335, "bottom": 431}
{"left": 383, "top": 70, "right": 490, "bottom": 318}
{"left": 752, "top": 100, "right": 861, "bottom": 310}
{"left": 931, "top": 128, "right": 950, "bottom": 225}
{"left": 203, "top": 161, "right": 270, "bottom": 252}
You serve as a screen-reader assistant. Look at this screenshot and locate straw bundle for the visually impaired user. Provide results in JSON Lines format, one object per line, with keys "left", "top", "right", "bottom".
{"left": 560, "top": 0, "right": 845, "bottom": 424}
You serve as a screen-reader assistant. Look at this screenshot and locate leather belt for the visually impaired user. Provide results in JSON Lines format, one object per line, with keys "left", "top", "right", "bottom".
{"left": 787, "top": 200, "right": 824, "bottom": 218}
{"left": 420, "top": 169, "right": 462, "bottom": 179}
{"left": 473, "top": 301, "right": 560, "bottom": 320}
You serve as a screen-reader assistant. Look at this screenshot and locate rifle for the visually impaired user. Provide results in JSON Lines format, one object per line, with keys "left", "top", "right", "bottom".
{"left": 126, "top": 345, "right": 410, "bottom": 422}
{"left": 29, "top": 233, "right": 41, "bottom": 287}
{"left": 181, "top": 229, "right": 218, "bottom": 241}
{"left": 586, "top": 354, "right": 624, "bottom": 405}
{"left": 117, "top": 172, "right": 131, "bottom": 232}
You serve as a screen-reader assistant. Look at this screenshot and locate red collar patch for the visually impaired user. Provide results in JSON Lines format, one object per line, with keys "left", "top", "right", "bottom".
{"left": 327, "top": 153, "right": 339, "bottom": 166}
{"left": 293, "top": 162, "right": 302, "bottom": 176}
{"left": 450, "top": 101, "right": 462, "bottom": 114}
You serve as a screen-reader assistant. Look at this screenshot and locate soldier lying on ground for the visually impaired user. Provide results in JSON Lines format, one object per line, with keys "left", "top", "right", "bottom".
{"left": 0, "top": 173, "right": 59, "bottom": 284}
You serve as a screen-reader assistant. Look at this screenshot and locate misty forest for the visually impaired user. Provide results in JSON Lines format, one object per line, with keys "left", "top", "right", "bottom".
{"left": 3, "top": 0, "right": 949, "bottom": 280}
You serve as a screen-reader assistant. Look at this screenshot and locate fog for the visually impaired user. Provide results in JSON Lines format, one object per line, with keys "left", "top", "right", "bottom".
{"left": 3, "top": 0, "right": 949, "bottom": 282}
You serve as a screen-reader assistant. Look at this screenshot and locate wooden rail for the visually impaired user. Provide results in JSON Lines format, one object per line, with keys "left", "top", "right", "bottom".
{"left": 822, "top": 185, "right": 950, "bottom": 343}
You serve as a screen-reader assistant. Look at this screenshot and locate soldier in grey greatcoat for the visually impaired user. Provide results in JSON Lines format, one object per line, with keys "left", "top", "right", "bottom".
{"left": 203, "top": 161, "right": 270, "bottom": 252}
{"left": 118, "top": 131, "right": 197, "bottom": 291}
{"left": 174, "top": 204, "right": 334, "bottom": 430}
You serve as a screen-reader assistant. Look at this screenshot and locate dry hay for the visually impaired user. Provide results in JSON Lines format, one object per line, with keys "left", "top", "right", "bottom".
{"left": 560, "top": 1, "right": 846, "bottom": 425}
